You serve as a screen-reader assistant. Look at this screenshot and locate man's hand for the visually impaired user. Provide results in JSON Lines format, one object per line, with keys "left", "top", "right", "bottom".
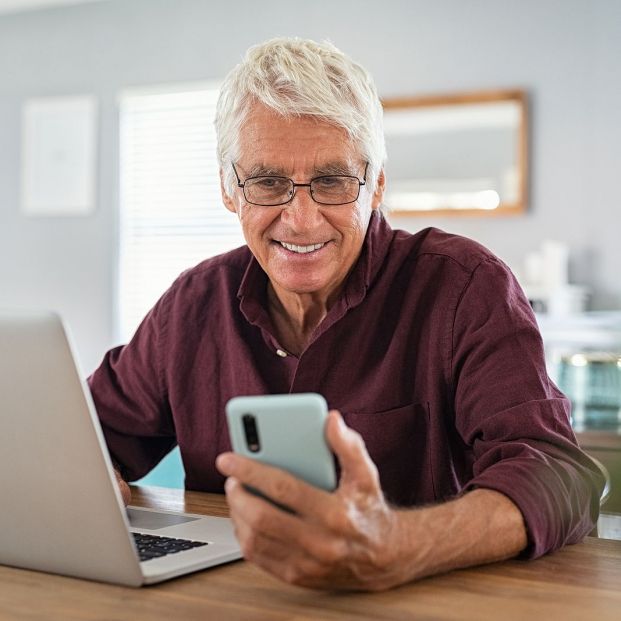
{"left": 216, "top": 410, "right": 408, "bottom": 591}
{"left": 216, "top": 410, "right": 527, "bottom": 591}
{"left": 113, "top": 468, "right": 132, "bottom": 506}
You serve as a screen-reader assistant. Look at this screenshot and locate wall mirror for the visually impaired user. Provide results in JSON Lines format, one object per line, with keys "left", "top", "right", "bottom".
{"left": 381, "top": 90, "right": 528, "bottom": 216}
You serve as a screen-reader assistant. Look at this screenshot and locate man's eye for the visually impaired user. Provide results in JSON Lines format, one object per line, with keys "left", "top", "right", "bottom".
{"left": 256, "top": 177, "right": 287, "bottom": 189}
{"left": 315, "top": 176, "right": 343, "bottom": 188}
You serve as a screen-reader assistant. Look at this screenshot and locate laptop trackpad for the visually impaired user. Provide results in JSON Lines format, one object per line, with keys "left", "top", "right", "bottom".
{"left": 126, "top": 507, "right": 200, "bottom": 530}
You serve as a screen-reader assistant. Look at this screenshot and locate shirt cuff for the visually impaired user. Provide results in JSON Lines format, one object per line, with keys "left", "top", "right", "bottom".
{"left": 465, "top": 457, "right": 599, "bottom": 559}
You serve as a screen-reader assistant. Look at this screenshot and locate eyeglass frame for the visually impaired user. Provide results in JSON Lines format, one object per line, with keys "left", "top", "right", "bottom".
{"left": 231, "top": 162, "right": 369, "bottom": 207}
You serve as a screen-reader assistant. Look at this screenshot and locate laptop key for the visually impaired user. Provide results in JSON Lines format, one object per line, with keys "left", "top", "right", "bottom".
{"left": 132, "top": 532, "right": 209, "bottom": 562}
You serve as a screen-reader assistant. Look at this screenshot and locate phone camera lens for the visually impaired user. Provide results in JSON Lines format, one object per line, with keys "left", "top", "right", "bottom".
{"left": 242, "top": 414, "right": 261, "bottom": 452}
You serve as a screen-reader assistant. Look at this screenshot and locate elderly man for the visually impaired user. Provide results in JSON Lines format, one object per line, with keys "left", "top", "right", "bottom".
{"left": 91, "top": 37, "right": 603, "bottom": 591}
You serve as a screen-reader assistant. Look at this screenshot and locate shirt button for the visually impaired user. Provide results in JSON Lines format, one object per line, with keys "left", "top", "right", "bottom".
{"left": 276, "top": 349, "right": 288, "bottom": 358}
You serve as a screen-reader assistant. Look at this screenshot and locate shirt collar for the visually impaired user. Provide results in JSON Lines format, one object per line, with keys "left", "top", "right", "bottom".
{"left": 237, "top": 210, "right": 394, "bottom": 324}
{"left": 343, "top": 210, "right": 394, "bottom": 307}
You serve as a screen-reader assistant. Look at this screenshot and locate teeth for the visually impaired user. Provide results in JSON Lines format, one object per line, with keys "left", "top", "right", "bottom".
{"left": 280, "top": 241, "right": 325, "bottom": 254}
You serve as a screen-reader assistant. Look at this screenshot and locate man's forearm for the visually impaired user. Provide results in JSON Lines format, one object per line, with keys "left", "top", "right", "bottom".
{"left": 393, "top": 488, "right": 527, "bottom": 582}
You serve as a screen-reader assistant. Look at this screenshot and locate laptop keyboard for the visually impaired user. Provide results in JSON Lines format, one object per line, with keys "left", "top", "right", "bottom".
{"left": 132, "top": 532, "right": 208, "bottom": 562}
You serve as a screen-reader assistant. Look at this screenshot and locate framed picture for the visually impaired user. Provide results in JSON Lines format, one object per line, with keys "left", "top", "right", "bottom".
{"left": 21, "top": 95, "right": 98, "bottom": 216}
{"left": 382, "top": 89, "right": 528, "bottom": 217}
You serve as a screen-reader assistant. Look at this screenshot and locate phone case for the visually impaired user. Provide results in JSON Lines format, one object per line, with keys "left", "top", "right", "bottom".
{"left": 225, "top": 393, "right": 336, "bottom": 491}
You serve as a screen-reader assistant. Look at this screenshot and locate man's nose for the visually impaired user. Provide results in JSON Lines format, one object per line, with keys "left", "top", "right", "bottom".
{"left": 280, "top": 186, "right": 324, "bottom": 231}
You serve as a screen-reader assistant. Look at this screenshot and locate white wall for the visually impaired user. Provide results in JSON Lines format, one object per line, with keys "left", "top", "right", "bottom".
{"left": 0, "top": 0, "right": 620, "bottom": 371}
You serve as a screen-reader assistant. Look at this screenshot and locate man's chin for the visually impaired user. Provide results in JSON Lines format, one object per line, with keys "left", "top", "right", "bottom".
{"left": 271, "top": 275, "right": 334, "bottom": 298}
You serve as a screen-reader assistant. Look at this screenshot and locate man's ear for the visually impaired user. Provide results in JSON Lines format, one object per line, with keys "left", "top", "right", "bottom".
{"left": 371, "top": 168, "right": 386, "bottom": 211}
{"left": 220, "top": 169, "right": 237, "bottom": 214}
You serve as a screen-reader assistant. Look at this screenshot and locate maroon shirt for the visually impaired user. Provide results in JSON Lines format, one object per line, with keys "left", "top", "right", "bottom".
{"left": 89, "top": 212, "right": 603, "bottom": 558}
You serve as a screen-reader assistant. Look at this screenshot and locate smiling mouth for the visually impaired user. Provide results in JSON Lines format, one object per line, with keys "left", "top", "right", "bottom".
{"left": 278, "top": 241, "right": 326, "bottom": 254}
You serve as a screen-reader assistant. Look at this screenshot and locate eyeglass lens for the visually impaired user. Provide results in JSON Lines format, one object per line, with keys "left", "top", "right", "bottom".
{"left": 244, "top": 175, "right": 361, "bottom": 206}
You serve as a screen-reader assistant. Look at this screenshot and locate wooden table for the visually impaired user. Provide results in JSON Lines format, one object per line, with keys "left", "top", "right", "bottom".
{"left": 1, "top": 486, "right": 621, "bottom": 621}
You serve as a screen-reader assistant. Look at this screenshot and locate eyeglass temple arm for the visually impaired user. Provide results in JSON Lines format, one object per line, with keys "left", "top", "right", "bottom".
{"left": 232, "top": 162, "right": 244, "bottom": 187}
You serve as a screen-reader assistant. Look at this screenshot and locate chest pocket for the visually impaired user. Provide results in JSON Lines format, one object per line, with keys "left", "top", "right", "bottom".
{"left": 341, "top": 403, "right": 435, "bottom": 506}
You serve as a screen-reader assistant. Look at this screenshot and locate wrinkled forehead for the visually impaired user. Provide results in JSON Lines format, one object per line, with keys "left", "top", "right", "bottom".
{"left": 236, "top": 103, "right": 362, "bottom": 176}
{"left": 239, "top": 99, "right": 352, "bottom": 134}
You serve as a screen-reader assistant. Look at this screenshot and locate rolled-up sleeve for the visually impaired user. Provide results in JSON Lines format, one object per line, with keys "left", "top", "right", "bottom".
{"left": 451, "top": 258, "right": 604, "bottom": 557}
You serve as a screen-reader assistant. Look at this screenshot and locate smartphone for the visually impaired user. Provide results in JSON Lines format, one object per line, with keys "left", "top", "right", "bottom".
{"left": 225, "top": 393, "right": 337, "bottom": 492}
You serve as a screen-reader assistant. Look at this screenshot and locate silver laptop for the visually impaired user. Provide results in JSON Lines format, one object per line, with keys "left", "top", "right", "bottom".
{"left": 0, "top": 310, "right": 242, "bottom": 586}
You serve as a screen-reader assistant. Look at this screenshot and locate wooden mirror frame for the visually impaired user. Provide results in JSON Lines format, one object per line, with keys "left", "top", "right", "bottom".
{"left": 381, "top": 89, "right": 529, "bottom": 217}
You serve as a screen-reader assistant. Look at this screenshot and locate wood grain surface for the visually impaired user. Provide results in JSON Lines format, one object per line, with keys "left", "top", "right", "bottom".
{"left": 1, "top": 485, "right": 620, "bottom": 621}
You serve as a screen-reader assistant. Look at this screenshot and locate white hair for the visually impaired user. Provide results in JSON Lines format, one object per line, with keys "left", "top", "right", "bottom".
{"left": 215, "top": 37, "right": 386, "bottom": 205}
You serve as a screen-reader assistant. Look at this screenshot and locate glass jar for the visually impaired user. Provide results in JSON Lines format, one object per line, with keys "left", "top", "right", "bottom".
{"left": 557, "top": 352, "right": 621, "bottom": 432}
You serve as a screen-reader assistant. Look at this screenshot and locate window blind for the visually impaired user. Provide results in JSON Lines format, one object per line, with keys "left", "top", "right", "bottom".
{"left": 118, "top": 84, "right": 244, "bottom": 342}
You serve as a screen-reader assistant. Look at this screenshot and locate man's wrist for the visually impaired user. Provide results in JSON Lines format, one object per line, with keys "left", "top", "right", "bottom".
{"left": 387, "top": 489, "right": 527, "bottom": 584}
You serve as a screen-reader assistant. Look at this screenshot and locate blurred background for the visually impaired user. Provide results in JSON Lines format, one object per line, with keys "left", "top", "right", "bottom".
{"left": 1, "top": 0, "right": 620, "bottom": 494}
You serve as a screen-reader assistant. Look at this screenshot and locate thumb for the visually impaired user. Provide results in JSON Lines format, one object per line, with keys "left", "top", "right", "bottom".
{"left": 326, "top": 410, "right": 381, "bottom": 492}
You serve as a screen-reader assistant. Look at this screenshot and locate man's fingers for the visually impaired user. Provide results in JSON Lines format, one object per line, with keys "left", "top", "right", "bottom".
{"left": 225, "top": 478, "right": 383, "bottom": 591}
{"left": 219, "top": 454, "right": 350, "bottom": 531}
{"left": 232, "top": 508, "right": 327, "bottom": 587}
{"left": 224, "top": 476, "right": 348, "bottom": 565}
{"left": 216, "top": 452, "right": 334, "bottom": 519}
{"left": 113, "top": 468, "right": 131, "bottom": 506}
{"left": 325, "top": 410, "right": 380, "bottom": 492}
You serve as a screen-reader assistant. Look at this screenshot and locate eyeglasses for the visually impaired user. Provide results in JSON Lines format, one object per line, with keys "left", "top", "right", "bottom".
{"left": 232, "top": 162, "right": 368, "bottom": 207}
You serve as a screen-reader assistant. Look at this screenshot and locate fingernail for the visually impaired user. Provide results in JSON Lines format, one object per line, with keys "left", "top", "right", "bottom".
{"left": 334, "top": 411, "right": 346, "bottom": 430}
{"left": 216, "top": 453, "right": 233, "bottom": 472}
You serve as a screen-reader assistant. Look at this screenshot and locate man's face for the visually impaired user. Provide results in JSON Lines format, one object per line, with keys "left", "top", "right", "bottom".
{"left": 221, "top": 103, "right": 385, "bottom": 302}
